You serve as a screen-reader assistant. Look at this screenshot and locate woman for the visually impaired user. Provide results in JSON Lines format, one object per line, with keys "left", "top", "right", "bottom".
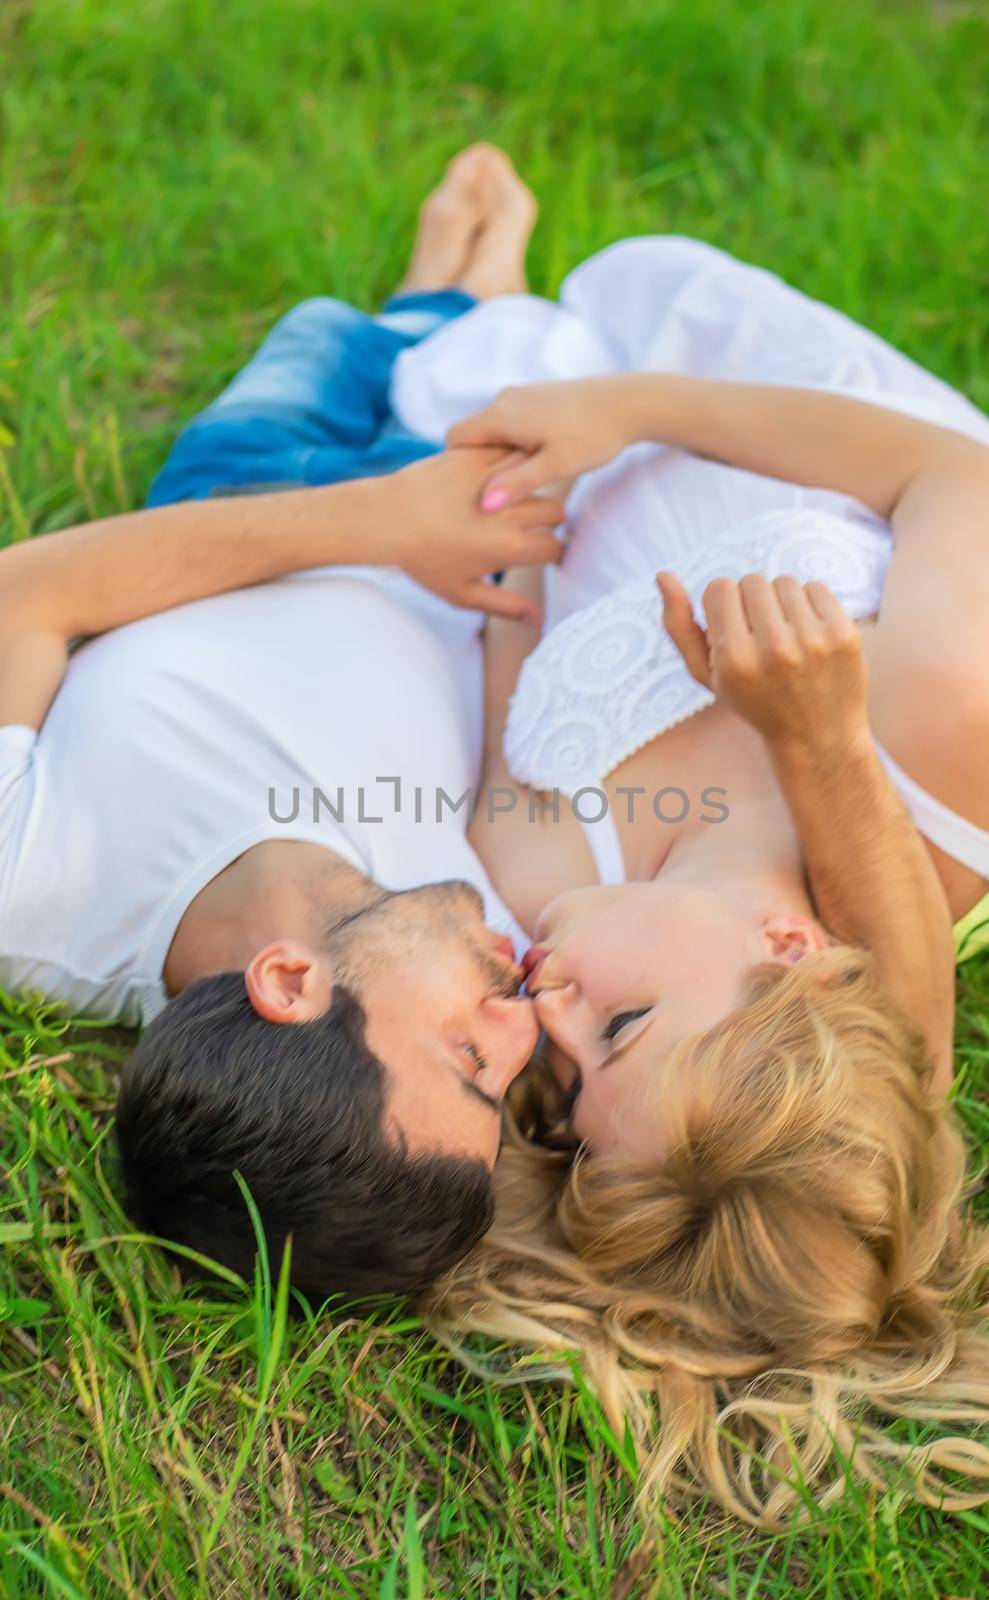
{"left": 389, "top": 236, "right": 989, "bottom": 1523}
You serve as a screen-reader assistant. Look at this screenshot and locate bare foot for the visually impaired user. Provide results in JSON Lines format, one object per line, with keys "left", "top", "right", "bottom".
{"left": 453, "top": 146, "right": 537, "bottom": 299}
{"left": 396, "top": 150, "right": 488, "bottom": 294}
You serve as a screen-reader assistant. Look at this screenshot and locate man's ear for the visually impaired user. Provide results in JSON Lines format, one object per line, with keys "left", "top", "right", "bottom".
{"left": 244, "top": 940, "right": 334, "bottom": 1024}
{"left": 759, "top": 913, "right": 830, "bottom": 967}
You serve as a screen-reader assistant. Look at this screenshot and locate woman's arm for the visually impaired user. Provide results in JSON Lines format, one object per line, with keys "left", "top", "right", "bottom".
{"left": 478, "top": 566, "right": 544, "bottom": 783}
{"left": 451, "top": 371, "right": 989, "bottom": 533}
{"left": 469, "top": 566, "right": 597, "bottom": 936}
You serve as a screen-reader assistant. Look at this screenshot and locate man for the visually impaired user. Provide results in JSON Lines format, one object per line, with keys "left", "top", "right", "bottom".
{"left": 0, "top": 149, "right": 562, "bottom": 1299}
{"left": 0, "top": 149, "right": 953, "bottom": 1302}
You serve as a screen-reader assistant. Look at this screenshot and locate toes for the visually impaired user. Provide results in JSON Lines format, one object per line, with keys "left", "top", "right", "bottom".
{"left": 449, "top": 142, "right": 513, "bottom": 175}
{"left": 419, "top": 186, "right": 468, "bottom": 228}
{"left": 419, "top": 145, "right": 536, "bottom": 299}
{"left": 476, "top": 154, "right": 536, "bottom": 222}
{"left": 448, "top": 144, "right": 527, "bottom": 202}
{"left": 418, "top": 163, "right": 484, "bottom": 233}
{"left": 400, "top": 157, "right": 488, "bottom": 294}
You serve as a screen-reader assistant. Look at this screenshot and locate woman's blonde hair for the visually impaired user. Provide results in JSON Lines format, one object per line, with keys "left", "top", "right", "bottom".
{"left": 426, "top": 947, "right": 989, "bottom": 1526}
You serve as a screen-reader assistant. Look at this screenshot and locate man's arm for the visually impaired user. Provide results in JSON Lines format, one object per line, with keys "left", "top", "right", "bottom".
{"left": 771, "top": 727, "right": 955, "bottom": 1092}
{"left": 0, "top": 451, "right": 563, "bottom": 733}
{"left": 660, "top": 570, "right": 956, "bottom": 1092}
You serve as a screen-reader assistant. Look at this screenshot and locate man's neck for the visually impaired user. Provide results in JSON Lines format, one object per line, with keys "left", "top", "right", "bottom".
{"left": 163, "top": 839, "right": 377, "bottom": 994}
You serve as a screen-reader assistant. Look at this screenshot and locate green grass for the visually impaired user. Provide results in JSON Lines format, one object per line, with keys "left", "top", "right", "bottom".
{"left": 2, "top": 0, "right": 989, "bottom": 1593}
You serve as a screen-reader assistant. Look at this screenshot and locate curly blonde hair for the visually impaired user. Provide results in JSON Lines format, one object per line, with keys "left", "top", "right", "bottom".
{"left": 426, "top": 947, "right": 989, "bottom": 1526}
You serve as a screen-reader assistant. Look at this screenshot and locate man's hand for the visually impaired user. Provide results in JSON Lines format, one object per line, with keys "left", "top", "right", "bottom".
{"left": 446, "top": 378, "right": 637, "bottom": 509}
{"left": 658, "top": 570, "right": 869, "bottom": 753}
{"left": 375, "top": 447, "right": 565, "bottom": 622}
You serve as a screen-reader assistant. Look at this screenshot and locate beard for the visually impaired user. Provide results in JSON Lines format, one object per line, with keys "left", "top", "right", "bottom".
{"left": 319, "top": 880, "right": 520, "bottom": 998}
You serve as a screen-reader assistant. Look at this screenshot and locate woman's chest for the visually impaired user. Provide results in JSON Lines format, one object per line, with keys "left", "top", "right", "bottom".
{"left": 603, "top": 702, "right": 781, "bottom": 879}
{"left": 476, "top": 702, "right": 783, "bottom": 943}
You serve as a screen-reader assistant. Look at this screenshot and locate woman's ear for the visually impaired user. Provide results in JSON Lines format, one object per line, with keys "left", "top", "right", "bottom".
{"left": 244, "top": 940, "right": 334, "bottom": 1023}
{"left": 759, "top": 913, "right": 830, "bottom": 967}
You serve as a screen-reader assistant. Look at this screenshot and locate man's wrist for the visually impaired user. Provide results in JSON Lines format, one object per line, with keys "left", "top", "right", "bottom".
{"left": 769, "top": 719, "right": 877, "bottom": 781}
{"left": 313, "top": 474, "right": 398, "bottom": 568}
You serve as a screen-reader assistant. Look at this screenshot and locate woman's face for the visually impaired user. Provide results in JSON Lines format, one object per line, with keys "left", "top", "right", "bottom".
{"left": 525, "top": 882, "right": 781, "bottom": 1160}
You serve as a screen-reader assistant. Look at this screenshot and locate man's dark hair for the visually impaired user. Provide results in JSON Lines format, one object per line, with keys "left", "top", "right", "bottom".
{"left": 115, "top": 973, "right": 494, "bottom": 1301}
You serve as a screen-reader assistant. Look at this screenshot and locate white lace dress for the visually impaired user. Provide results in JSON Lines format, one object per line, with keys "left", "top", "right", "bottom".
{"left": 392, "top": 237, "right": 989, "bottom": 878}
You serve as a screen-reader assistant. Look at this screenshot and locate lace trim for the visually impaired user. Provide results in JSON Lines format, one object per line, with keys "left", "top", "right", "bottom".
{"left": 505, "top": 508, "right": 891, "bottom": 792}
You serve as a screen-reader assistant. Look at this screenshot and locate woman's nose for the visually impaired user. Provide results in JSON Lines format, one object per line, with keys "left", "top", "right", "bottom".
{"left": 533, "top": 983, "right": 589, "bottom": 1059}
{"left": 478, "top": 994, "right": 540, "bottom": 1090}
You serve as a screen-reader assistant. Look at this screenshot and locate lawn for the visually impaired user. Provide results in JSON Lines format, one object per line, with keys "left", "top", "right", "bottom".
{"left": 2, "top": 0, "right": 989, "bottom": 1594}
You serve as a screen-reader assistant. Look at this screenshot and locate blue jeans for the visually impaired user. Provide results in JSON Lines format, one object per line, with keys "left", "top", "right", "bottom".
{"left": 146, "top": 290, "right": 476, "bottom": 506}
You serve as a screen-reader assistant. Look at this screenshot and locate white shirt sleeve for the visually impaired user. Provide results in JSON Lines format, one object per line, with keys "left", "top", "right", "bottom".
{"left": 0, "top": 725, "right": 38, "bottom": 910}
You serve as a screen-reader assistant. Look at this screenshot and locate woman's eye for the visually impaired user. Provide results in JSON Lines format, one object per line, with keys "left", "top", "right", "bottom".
{"left": 601, "top": 1008, "right": 650, "bottom": 1043}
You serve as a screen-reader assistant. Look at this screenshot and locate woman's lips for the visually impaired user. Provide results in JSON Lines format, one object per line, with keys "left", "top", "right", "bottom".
{"left": 521, "top": 945, "right": 549, "bottom": 988}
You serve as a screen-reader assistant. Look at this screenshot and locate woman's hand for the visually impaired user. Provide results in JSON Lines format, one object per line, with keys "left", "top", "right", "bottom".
{"left": 376, "top": 447, "right": 565, "bottom": 621}
{"left": 658, "top": 570, "right": 870, "bottom": 754}
{"left": 446, "top": 378, "right": 638, "bottom": 509}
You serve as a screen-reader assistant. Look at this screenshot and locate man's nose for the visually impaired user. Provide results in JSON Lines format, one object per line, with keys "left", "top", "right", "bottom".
{"left": 478, "top": 994, "right": 540, "bottom": 1089}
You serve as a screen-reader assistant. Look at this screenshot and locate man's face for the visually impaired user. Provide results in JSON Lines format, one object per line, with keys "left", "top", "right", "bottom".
{"left": 329, "top": 883, "right": 538, "bottom": 1167}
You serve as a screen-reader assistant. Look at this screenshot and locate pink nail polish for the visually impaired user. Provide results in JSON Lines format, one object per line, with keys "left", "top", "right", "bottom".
{"left": 482, "top": 489, "right": 508, "bottom": 512}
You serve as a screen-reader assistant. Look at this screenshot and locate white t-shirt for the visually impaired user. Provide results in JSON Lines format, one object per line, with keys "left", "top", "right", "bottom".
{"left": 0, "top": 565, "right": 525, "bottom": 1027}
